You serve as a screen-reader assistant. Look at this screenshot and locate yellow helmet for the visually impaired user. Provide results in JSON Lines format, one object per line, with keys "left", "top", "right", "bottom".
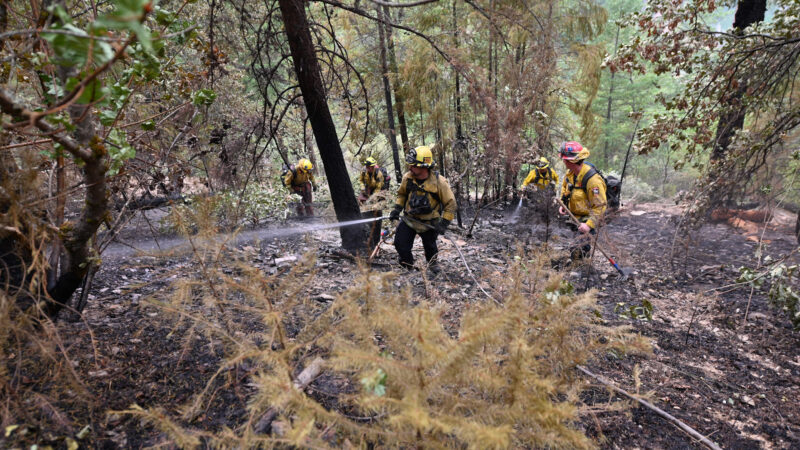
{"left": 406, "top": 145, "right": 434, "bottom": 168}
{"left": 535, "top": 157, "right": 550, "bottom": 169}
{"left": 364, "top": 157, "right": 377, "bottom": 167}
{"left": 298, "top": 158, "right": 313, "bottom": 172}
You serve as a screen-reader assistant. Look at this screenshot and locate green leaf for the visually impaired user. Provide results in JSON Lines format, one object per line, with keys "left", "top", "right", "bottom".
{"left": 191, "top": 88, "right": 217, "bottom": 106}
{"left": 41, "top": 24, "right": 114, "bottom": 68}
{"left": 153, "top": 6, "right": 176, "bottom": 26}
{"left": 99, "top": 110, "right": 118, "bottom": 126}
{"left": 106, "top": 129, "right": 136, "bottom": 176}
{"left": 64, "top": 77, "right": 107, "bottom": 104}
{"left": 141, "top": 120, "right": 156, "bottom": 130}
{"left": 360, "top": 368, "right": 387, "bottom": 397}
{"left": 93, "top": 0, "right": 154, "bottom": 53}
{"left": 41, "top": 74, "right": 65, "bottom": 102}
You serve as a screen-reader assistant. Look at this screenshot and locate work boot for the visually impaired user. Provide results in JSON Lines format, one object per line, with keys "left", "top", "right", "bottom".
{"left": 305, "top": 204, "right": 314, "bottom": 217}
{"left": 427, "top": 262, "right": 441, "bottom": 276}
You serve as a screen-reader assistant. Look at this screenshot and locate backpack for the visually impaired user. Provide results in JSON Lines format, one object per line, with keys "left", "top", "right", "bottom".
{"left": 576, "top": 162, "right": 621, "bottom": 210}
{"left": 378, "top": 166, "right": 391, "bottom": 190}
{"left": 404, "top": 172, "right": 443, "bottom": 215}
{"left": 280, "top": 164, "right": 296, "bottom": 186}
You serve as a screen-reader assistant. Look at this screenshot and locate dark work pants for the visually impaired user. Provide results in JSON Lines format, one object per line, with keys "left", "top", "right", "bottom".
{"left": 394, "top": 220, "right": 439, "bottom": 269}
{"left": 292, "top": 183, "right": 313, "bottom": 216}
{"left": 568, "top": 222, "right": 596, "bottom": 260}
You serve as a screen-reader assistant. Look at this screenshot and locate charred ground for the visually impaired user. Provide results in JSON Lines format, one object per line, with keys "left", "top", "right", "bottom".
{"left": 6, "top": 201, "right": 799, "bottom": 448}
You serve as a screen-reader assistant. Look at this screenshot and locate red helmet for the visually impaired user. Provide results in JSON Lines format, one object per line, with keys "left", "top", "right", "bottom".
{"left": 559, "top": 141, "right": 587, "bottom": 161}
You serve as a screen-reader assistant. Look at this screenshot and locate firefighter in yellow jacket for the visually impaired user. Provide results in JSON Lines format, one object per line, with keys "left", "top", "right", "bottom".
{"left": 357, "top": 157, "right": 386, "bottom": 204}
{"left": 521, "top": 157, "right": 559, "bottom": 191}
{"left": 388, "top": 146, "right": 456, "bottom": 273}
{"left": 558, "top": 141, "right": 607, "bottom": 260}
{"left": 284, "top": 158, "right": 317, "bottom": 217}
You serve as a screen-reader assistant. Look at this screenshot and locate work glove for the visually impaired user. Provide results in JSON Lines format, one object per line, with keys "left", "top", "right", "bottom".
{"left": 313, "top": 184, "right": 318, "bottom": 192}
{"left": 435, "top": 218, "right": 451, "bottom": 235}
{"left": 389, "top": 206, "right": 402, "bottom": 221}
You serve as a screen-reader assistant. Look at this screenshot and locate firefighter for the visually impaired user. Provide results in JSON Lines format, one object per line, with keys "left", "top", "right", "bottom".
{"left": 358, "top": 157, "right": 388, "bottom": 249}
{"left": 357, "top": 157, "right": 386, "bottom": 204}
{"left": 388, "top": 146, "right": 456, "bottom": 273}
{"left": 521, "top": 156, "right": 559, "bottom": 221}
{"left": 558, "top": 141, "right": 607, "bottom": 261}
{"left": 521, "top": 157, "right": 559, "bottom": 191}
{"left": 284, "top": 158, "right": 316, "bottom": 217}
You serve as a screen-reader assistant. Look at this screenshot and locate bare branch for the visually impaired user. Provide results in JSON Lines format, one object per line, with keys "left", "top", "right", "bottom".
{"left": 365, "top": 0, "right": 438, "bottom": 6}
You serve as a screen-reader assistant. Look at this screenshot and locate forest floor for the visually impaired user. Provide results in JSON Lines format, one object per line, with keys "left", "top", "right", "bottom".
{"left": 15, "top": 200, "right": 800, "bottom": 448}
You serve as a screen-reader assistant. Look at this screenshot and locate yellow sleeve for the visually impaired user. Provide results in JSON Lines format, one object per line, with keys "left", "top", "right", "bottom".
{"left": 284, "top": 170, "right": 294, "bottom": 187}
{"left": 585, "top": 175, "right": 607, "bottom": 229}
{"left": 358, "top": 172, "right": 367, "bottom": 190}
{"left": 395, "top": 174, "right": 409, "bottom": 210}
{"left": 521, "top": 170, "right": 536, "bottom": 189}
{"left": 309, "top": 173, "right": 316, "bottom": 184}
{"left": 560, "top": 175, "right": 570, "bottom": 200}
{"left": 373, "top": 170, "right": 384, "bottom": 193}
{"left": 437, "top": 176, "right": 457, "bottom": 221}
{"left": 551, "top": 169, "right": 559, "bottom": 187}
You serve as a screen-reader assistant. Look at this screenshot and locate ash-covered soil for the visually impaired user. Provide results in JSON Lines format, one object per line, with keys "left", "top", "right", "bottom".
{"left": 19, "top": 201, "right": 800, "bottom": 448}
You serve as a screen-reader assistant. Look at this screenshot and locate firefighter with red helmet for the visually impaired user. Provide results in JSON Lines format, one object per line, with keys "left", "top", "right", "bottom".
{"left": 558, "top": 141, "right": 607, "bottom": 261}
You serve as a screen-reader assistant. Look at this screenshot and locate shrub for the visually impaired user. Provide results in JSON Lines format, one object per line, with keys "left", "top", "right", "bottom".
{"left": 125, "top": 226, "right": 650, "bottom": 448}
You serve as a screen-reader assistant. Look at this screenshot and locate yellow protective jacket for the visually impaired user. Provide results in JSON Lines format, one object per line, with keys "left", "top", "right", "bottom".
{"left": 359, "top": 168, "right": 385, "bottom": 195}
{"left": 284, "top": 168, "right": 315, "bottom": 188}
{"left": 521, "top": 167, "right": 559, "bottom": 190}
{"left": 560, "top": 163, "right": 606, "bottom": 229}
{"left": 395, "top": 171, "right": 456, "bottom": 231}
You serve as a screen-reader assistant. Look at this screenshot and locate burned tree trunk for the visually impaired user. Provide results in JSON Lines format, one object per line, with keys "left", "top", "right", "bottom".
{"left": 0, "top": 89, "right": 108, "bottom": 318}
{"left": 384, "top": 6, "right": 410, "bottom": 156}
{"left": 377, "top": 6, "right": 402, "bottom": 180}
{"left": 710, "top": 0, "right": 766, "bottom": 163}
{"left": 278, "top": 0, "right": 367, "bottom": 253}
{"left": 795, "top": 211, "right": 799, "bottom": 245}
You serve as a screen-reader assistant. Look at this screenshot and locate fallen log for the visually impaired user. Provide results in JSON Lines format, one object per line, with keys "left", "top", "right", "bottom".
{"left": 710, "top": 208, "right": 772, "bottom": 223}
{"left": 253, "top": 357, "right": 325, "bottom": 435}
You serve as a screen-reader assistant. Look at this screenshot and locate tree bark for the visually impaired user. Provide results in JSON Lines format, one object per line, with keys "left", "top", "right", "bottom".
{"left": 710, "top": 0, "right": 766, "bottom": 162}
{"left": 602, "top": 26, "right": 620, "bottom": 168}
{"left": 0, "top": 89, "right": 108, "bottom": 318}
{"left": 384, "top": 6, "right": 410, "bottom": 156}
{"left": 278, "top": 0, "right": 367, "bottom": 253}
{"left": 377, "top": 6, "right": 402, "bottom": 180}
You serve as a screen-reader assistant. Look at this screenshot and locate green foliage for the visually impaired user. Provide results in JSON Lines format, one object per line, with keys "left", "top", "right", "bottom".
{"left": 360, "top": 368, "right": 387, "bottom": 397}
{"left": 738, "top": 260, "right": 800, "bottom": 330}
{"left": 191, "top": 88, "right": 217, "bottom": 106}
{"left": 614, "top": 299, "right": 653, "bottom": 321}
{"left": 216, "top": 182, "right": 291, "bottom": 226}
{"left": 106, "top": 129, "right": 136, "bottom": 176}
{"left": 93, "top": 0, "right": 154, "bottom": 52}
{"left": 41, "top": 25, "right": 114, "bottom": 69}
{"left": 619, "top": 175, "right": 661, "bottom": 203}
{"left": 612, "top": 0, "right": 800, "bottom": 224}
